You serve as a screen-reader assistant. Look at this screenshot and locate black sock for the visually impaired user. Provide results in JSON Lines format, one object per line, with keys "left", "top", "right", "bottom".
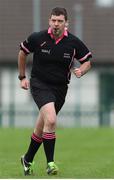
{"left": 24, "top": 132, "right": 42, "bottom": 163}
{"left": 43, "top": 132, "right": 56, "bottom": 163}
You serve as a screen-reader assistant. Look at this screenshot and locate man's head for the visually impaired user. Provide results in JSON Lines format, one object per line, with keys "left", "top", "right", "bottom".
{"left": 50, "top": 7, "right": 68, "bottom": 21}
{"left": 49, "top": 7, "right": 68, "bottom": 38}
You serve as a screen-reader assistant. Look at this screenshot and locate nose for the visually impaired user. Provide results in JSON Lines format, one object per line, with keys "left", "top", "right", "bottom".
{"left": 54, "top": 21, "right": 59, "bottom": 26}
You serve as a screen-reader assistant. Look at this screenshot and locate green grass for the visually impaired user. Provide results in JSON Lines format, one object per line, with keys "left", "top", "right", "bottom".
{"left": 0, "top": 127, "right": 114, "bottom": 178}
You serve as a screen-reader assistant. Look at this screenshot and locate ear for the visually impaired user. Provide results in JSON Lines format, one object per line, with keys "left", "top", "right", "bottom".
{"left": 65, "top": 21, "right": 69, "bottom": 28}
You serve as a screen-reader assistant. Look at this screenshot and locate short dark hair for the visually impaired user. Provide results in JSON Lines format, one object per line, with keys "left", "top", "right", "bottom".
{"left": 51, "top": 7, "right": 68, "bottom": 21}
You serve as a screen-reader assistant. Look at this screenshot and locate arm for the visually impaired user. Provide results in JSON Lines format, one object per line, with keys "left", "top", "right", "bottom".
{"left": 73, "top": 61, "right": 91, "bottom": 78}
{"left": 18, "top": 50, "right": 29, "bottom": 90}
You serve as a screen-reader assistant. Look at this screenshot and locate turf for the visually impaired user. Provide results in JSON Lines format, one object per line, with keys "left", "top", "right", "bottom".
{"left": 0, "top": 127, "right": 114, "bottom": 178}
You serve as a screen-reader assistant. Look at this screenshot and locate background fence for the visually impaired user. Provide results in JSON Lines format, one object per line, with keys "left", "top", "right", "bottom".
{"left": 0, "top": 0, "right": 114, "bottom": 127}
{"left": 0, "top": 64, "right": 114, "bottom": 127}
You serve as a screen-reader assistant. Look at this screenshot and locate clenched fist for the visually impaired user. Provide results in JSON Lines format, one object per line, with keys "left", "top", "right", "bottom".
{"left": 73, "top": 68, "right": 82, "bottom": 78}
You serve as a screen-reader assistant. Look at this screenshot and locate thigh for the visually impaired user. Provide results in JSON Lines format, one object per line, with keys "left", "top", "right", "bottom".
{"left": 40, "top": 102, "right": 56, "bottom": 121}
{"left": 40, "top": 102, "right": 57, "bottom": 132}
{"left": 52, "top": 85, "right": 68, "bottom": 114}
{"left": 30, "top": 78, "right": 56, "bottom": 110}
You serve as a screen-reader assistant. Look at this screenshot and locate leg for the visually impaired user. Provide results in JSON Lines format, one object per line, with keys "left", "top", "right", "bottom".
{"left": 40, "top": 102, "right": 57, "bottom": 133}
{"left": 40, "top": 102, "right": 58, "bottom": 174}
{"left": 41, "top": 102, "right": 56, "bottom": 163}
{"left": 34, "top": 112, "right": 44, "bottom": 137}
{"left": 24, "top": 112, "right": 44, "bottom": 163}
{"left": 21, "top": 113, "right": 44, "bottom": 175}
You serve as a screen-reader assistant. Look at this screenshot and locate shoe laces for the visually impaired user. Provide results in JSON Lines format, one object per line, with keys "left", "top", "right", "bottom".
{"left": 28, "top": 161, "right": 35, "bottom": 173}
{"left": 48, "top": 162, "right": 58, "bottom": 169}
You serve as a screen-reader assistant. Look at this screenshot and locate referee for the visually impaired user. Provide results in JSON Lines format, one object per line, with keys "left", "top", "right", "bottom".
{"left": 18, "top": 7, "right": 92, "bottom": 176}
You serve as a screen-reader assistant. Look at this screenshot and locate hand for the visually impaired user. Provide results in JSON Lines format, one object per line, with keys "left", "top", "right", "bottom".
{"left": 20, "top": 78, "right": 29, "bottom": 90}
{"left": 73, "top": 68, "right": 82, "bottom": 78}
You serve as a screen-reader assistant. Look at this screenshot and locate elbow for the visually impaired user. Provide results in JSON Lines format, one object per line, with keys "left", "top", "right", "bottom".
{"left": 19, "top": 50, "right": 27, "bottom": 57}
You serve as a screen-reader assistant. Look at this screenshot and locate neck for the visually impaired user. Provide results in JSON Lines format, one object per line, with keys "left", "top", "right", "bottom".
{"left": 53, "top": 32, "right": 63, "bottom": 40}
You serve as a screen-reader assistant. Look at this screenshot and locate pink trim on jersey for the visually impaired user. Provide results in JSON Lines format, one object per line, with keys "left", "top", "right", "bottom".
{"left": 48, "top": 27, "right": 68, "bottom": 44}
{"left": 79, "top": 52, "right": 92, "bottom": 62}
{"left": 67, "top": 48, "right": 76, "bottom": 82}
{"left": 21, "top": 42, "right": 30, "bottom": 54}
{"left": 48, "top": 27, "right": 52, "bottom": 34}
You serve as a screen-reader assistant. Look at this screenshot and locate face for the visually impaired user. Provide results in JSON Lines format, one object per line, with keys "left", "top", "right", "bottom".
{"left": 49, "top": 15, "right": 67, "bottom": 38}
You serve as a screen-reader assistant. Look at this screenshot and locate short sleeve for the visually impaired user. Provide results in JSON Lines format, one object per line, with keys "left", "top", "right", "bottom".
{"left": 20, "top": 32, "right": 37, "bottom": 55}
{"left": 74, "top": 37, "right": 92, "bottom": 64}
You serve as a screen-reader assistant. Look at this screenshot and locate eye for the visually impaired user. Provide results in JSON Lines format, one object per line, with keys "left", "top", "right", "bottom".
{"left": 52, "top": 19, "right": 56, "bottom": 22}
{"left": 58, "top": 20, "right": 64, "bottom": 23}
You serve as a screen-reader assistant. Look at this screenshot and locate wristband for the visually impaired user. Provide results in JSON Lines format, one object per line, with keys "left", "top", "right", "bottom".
{"left": 18, "top": 75, "right": 26, "bottom": 81}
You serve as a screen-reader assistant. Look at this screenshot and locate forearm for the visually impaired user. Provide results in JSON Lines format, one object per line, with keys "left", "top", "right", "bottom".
{"left": 79, "top": 61, "right": 91, "bottom": 76}
{"left": 18, "top": 50, "right": 27, "bottom": 76}
{"left": 73, "top": 61, "right": 91, "bottom": 78}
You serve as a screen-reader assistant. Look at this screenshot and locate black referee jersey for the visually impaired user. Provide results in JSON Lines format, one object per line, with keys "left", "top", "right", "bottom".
{"left": 20, "top": 29, "right": 92, "bottom": 85}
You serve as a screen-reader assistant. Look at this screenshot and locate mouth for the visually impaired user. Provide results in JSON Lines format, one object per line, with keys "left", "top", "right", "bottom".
{"left": 54, "top": 28, "right": 59, "bottom": 31}
{"left": 53, "top": 28, "right": 59, "bottom": 33}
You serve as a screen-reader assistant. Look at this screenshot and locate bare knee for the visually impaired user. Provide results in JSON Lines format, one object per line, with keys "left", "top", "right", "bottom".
{"left": 40, "top": 102, "right": 57, "bottom": 132}
{"left": 43, "top": 112, "right": 57, "bottom": 132}
{"left": 46, "top": 113, "right": 56, "bottom": 127}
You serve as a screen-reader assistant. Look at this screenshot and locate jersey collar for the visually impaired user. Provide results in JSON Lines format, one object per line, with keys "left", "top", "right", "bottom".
{"left": 48, "top": 27, "right": 68, "bottom": 44}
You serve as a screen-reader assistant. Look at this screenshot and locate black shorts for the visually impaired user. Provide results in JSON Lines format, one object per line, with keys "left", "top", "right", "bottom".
{"left": 30, "top": 77, "right": 68, "bottom": 114}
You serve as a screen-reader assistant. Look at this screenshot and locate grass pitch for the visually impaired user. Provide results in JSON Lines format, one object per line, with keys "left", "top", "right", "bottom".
{"left": 0, "top": 127, "right": 114, "bottom": 178}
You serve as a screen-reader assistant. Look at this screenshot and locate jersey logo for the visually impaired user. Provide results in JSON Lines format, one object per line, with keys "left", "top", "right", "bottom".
{"left": 64, "top": 53, "right": 71, "bottom": 59}
{"left": 41, "top": 49, "right": 51, "bottom": 54}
